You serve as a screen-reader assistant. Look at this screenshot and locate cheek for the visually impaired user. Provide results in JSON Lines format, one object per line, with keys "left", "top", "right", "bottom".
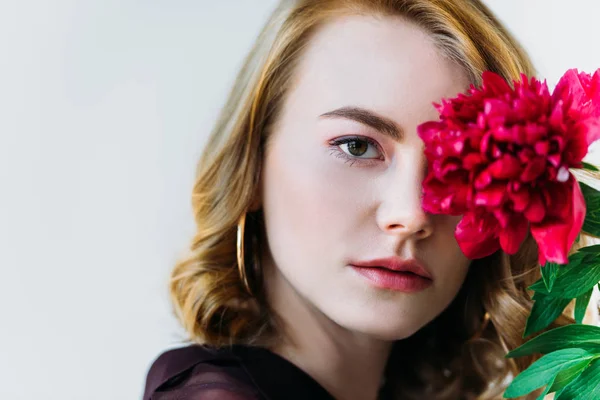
{"left": 431, "top": 215, "right": 470, "bottom": 285}
{"left": 260, "top": 137, "right": 371, "bottom": 266}
{"left": 445, "top": 216, "right": 469, "bottom": 271}
{"left": 434, "top": 214, "right": 462, "bottom": 250}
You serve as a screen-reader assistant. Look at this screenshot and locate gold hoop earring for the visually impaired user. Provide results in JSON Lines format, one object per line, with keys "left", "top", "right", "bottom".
{"left": 470, "top": 312, "right": 490, "bottom": 340}
{"left": 237, "top": 213, "right": 253, "bottom": 296}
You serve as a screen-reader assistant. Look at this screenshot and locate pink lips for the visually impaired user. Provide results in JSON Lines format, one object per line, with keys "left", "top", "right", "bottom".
{"left": 349, "top": 257, "right": 433, "bottom": 292}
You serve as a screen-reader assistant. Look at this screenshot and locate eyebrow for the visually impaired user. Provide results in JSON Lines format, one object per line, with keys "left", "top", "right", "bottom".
{"left": 319, "top": 106, "right": 404, "bottom": 141}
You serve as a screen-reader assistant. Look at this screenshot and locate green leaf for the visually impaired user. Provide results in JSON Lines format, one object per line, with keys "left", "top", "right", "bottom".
{"left": 581, "top": 182, "right": 600, "bottom": 238}
{"left": 554, "top": 358, "right": 600, "bottom": 400}
{"left": 528, "top": 253, "right": 600, "bottom": 299}
{"left": 575, "top": 288, "right": 594, "bottom": 324}
{"left": 549, "top": 358, "right": 593, "bottom": 392}
{"left": 555, "top": 388, "right": 566, "bottom": 398}
{"left": 552, "top": 260, "right": 600, "bottom": 299}
{"left": 542, "top": 262, "right": 560, "bottom": 292}
{"left": 507, "top": 325, "right": 600, "bottom": 358}
{"left": 524, "top": 293, "right": 572, "bottom": 337}
{"left": 579, "top": 244, "right": 600, "bottom": 253}
{"left": 504, "top": 348, "right": 593, "bottom": 398}
{"left": 582, "top": 161, "right": 600, "bottom": 172}
{"left": 535, "top": 377, "right": 554, "bottom": 400}
{"left": 529, "top": 252, "right": 588, "bottom": 294}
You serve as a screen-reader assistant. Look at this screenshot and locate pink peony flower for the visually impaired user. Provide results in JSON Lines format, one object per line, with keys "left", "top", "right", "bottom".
{"left": 418, "top": 69, "right": 600, "bottom": 265}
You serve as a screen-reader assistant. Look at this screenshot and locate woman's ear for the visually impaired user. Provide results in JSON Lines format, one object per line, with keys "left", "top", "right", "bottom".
{"left": 248, "top": 191, "right": 262, "bottom": 211}
{"left": 248, "top": 168, "right": 263, "bottom": 212}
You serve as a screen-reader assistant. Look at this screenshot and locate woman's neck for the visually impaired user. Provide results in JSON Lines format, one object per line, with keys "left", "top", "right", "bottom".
{"left": 265, "top": 266, "right": 393, "bottom": 400}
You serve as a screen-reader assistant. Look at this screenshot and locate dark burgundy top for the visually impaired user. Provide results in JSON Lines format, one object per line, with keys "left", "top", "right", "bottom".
{"left": 143, "top": 344, "right": 333, "bottom": 400}
{"left": 143, "top": 344, "right": 393, "bottom": 400}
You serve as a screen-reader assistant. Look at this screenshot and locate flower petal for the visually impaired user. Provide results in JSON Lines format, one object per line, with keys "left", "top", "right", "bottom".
{"left": 534, "top": 140, "right": 550, "bottom": 156}
{"left": 417, "top": 121, "right": 443, "bottom": 144}
{"left": 581, "top": 118, "right": 600, "bottom": 150}
{"left": 482, "top": 71, "right": 512, "bottom": 94}
{"left": 544, "top": 182, "right": 570, "bottom": 219}
{"left": 520, "top": 157, "right": 547, "bottom": 182}
{"left": 553, "top": 68, "right": 600, "bottom": 120}
{"left": 564, "top": 122, "right": 590, "bottom": 164}
{"left": 422, "top": 177, "right": 468, "bottom": 215}
{"left": 463, "top": 153, "right": 485, "bottom": 169}
{"left": 474, "top": 184, "right": 506, "bottom": 207}
{"left": 509, "top": 188, "right": 530, "bottom": 212}
{"left": 489, "top": 155, "right": 522, "bottom": 179}
{"left": 474, "top": 169, "right": 493, "bottom": 190}
{"left": 524, "top": 192, "right": 546, "bottom": 223}
{"left": 493, "top": 208, "right": 511, "bottom": 228}
{"left": 552, "top": 69, "right": 577, "bottom": 108}
{"left": 455, "top": 212, "right": 500, "bottom": 259}
{"left": 529, "top": 178, "right": 586, "bottom": 265}
{"left": 484, "top": 99, "right": 510, "bottom": 127}
{"left": 499, "top": 216, "right": 529, "bottom": 254}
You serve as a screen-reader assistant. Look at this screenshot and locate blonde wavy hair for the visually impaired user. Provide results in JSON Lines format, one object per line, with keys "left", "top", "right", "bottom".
{"left": 169, "top": 0, "right": 583, "bottom": 398}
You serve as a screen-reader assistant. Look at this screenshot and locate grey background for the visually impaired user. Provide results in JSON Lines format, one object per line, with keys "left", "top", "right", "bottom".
{"left": 1, "top": 1, "right": 599, "bottom": 399}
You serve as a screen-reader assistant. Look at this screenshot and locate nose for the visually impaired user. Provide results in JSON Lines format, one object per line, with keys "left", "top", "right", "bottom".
{"left": 375, "top": 161, "right": 433, "bottom": 241}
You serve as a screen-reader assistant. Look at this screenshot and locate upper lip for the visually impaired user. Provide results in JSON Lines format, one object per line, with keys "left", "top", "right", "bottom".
{"left": 350, "top": 257, "right": 433, "bottom": 279}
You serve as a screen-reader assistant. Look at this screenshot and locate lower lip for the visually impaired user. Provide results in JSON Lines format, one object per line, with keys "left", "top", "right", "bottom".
{"left": 351, "top": 266, "right": 432, "bottom": 292}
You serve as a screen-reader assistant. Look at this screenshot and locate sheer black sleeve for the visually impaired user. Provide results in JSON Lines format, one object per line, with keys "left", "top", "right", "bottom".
{"left": 143, "top": 346, "right": 261, "bottom": 400}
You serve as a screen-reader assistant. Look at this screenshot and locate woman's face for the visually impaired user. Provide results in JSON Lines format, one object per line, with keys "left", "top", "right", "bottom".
{"left": 259, "top": 15, "right": 472, "bottom": 340}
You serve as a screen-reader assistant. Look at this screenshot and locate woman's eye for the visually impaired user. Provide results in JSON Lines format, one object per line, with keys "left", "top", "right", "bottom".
{"left": 333, "top": 137, "right": 382, "bottom": 159}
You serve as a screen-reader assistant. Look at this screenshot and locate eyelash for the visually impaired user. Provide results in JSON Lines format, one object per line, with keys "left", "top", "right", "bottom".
{"left": 328, "top": 136, "right": 384, "bottom": 167}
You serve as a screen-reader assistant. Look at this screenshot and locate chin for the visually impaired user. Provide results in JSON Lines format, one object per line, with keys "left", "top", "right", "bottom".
{"left": 362, "top": 324, "right": 423, "bottom": 341}
{"left": 333, "top": 309, "right": 431, "bottom": 341}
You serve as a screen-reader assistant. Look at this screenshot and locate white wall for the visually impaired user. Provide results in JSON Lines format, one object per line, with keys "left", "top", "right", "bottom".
{"left": 1, "top": 1, "right": 599, "bottom": 399}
